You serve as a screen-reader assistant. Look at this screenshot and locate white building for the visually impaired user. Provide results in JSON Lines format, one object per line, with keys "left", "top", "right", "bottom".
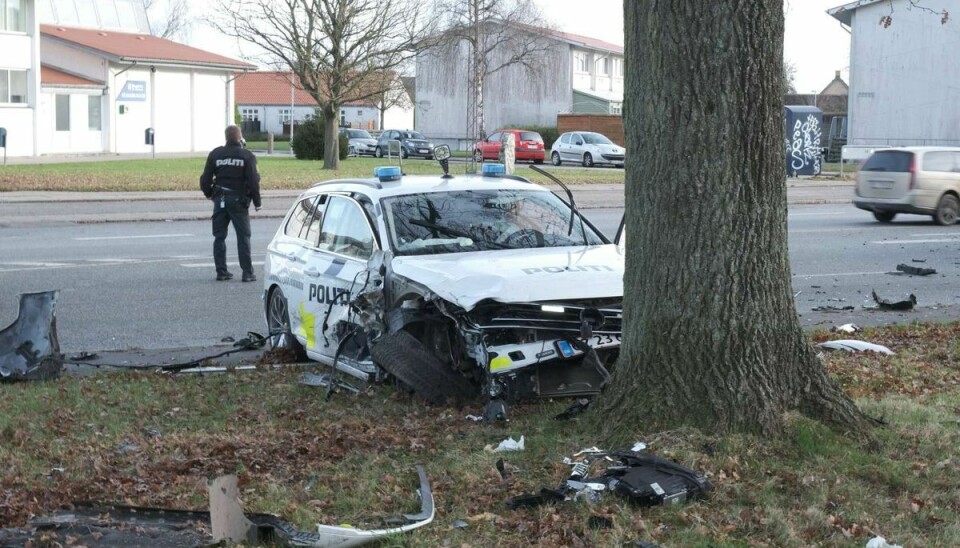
{"left": 0, "top": 0, "right": 253, "bottom": 158}
{"left": 415, "top": 27, "right": 624, "bottom": 144}
{"left": 829, "top": 0, "right": 960, "bottom": 146}
{"left": 235, "top": 71, "right": 414, "bottom": 136}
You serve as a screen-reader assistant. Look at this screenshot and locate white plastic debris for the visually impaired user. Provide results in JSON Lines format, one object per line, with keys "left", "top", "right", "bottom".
{"left": 832, "top": 323, "right": 861, "bottom": 334}
{"left": 631, "top": 441, "right": 647, "bottom": 452}
{"left": 865, "top": 536, "right": 902, "bottom": 548}
{"left": 490, "top": 435, "right": 525, "bottom": 452}
{"left": 817, "top": 340, "right": 894, "bottom": 355}
{"left": 465, "top": 415, "right": 484, "bottom": 422}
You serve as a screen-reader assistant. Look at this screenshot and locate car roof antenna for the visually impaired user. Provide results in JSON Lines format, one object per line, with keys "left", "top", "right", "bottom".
{"left": 529, "top": 165, "right": 588, "bottom": 245}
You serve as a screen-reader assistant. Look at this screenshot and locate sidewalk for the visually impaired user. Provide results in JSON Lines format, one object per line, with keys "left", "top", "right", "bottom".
{"left": 0, "top": 179, "right": 854, "bottom": 226}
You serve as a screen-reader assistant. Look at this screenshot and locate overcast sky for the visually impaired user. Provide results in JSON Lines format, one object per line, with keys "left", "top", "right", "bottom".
{"left": 182, "top": 0, "right": 850, "bottom": 93}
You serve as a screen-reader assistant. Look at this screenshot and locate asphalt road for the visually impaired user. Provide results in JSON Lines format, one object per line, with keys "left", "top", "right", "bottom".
{"left": 2, "top": 202, "right": 958, "bottom": 352}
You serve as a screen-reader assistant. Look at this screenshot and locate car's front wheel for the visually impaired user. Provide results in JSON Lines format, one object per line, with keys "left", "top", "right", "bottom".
{"left": 873, "top": 210, "right": 897, "bottom": 223}
{"left": 473, "top": 149, "right": 483, "bottom": 162}
{"left": 266, "top": 287, "right": 305, "bottom": 360}
{"left": 933, "top": 194, "right": 959, "bottom": 226}
{"left": 374, "top": 146, "right": 383, "bottom": 158}
{"left": 370, "top": 330, "right": 476, "bottom": 406}
{"left": 582, "top": 152, "right": 594, "bottom": 168}
{"left": 551, "top": 152, "right": 562, "bottom": 166}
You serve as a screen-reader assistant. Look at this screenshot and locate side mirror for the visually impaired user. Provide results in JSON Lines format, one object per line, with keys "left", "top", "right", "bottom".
{"left": 433, "top": 144, "right": 451, "bottom": 161}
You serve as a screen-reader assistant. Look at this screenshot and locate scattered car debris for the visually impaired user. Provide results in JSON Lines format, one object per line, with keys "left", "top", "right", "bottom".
{"left": 496, "top": 458, "right": 509, "bottom": 481}
{"left": 866, "top": 536, "right": 903, "bottom": 548}
{"left": 2, "top": 467, "right": 435, "bottom": 547}
{"left": 817, "top": 340, "right": 895, "bottom": 355}
{"left": 299, "top": 372, "right": 362, "bottom": 395}
{"left": 452, "top": 519, "right": 469, "bottom": 529}
{"left": 911, "top": 258, "right": 927, "bottom": 263}
{"left": 871, "top": 290, "right": 917, "bottom": 311}
{"left": 465, "top": 414, "right": 485, "bottom": 422}
{"left": 811, "top": 305, "right": 855, "bottom": 312}
{"left": 67, "top": 351, "right": 98, "bottom": 361}
{"left": 117, "top": 442, "right": 140, "bottom": 455}
{"left": 487, "top": 435, "right": 525, "bottom": 453}
{"left": 832, "top": 323, "right": 861, "bottom": 334}
{"left": 554, "top": 398, "right": 591, "bottom": 420}
{"left": 508, "top": 446, "right": 711, "bottom": 511}
{"left": 895, "top": 264, "right": 936, "bottom": 276}
{"left": 1, "top": 290, "right": 63, "bottom": 382}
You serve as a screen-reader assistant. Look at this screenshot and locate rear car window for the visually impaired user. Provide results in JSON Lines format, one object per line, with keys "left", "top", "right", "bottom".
{"left": 520, "top": 132, "right": 543, "bottom": 142}
{"left": 861, "top": 151, "right": 913, "bottom": 172}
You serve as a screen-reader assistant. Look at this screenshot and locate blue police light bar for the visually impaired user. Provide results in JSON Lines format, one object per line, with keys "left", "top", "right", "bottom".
{"left": 481, "top": 163, "right": 505, "bottom": 177}
{"left": 374, "top": 166, "right": 402, "bottom": 182}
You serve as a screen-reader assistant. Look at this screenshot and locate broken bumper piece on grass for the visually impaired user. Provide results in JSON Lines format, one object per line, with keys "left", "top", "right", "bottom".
{"left": 1, "top": 466, "right": 434, "bottom": 547}
{"left": 0, "top": 290, "right": 62, "bottom": 382}
{"left": 507, "top": 447, "right": 711, "bottom": 510}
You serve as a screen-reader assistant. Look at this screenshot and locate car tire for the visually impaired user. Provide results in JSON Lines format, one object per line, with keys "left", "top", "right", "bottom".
{"left": 266, "top": 287, "right": 305, "bottom": 360}
{"left": 872, "top": 210, "right": 896, "bottom": 223}
{"left": 533, "top": 159, "right": 543, "bottom": 165}
{"left": 474, "top": 149, "right": 483, "bottom": 162}
{"left": 370, "top": 330, "right": 476, "bottom": 406}
{"left": 582, "top": 153, "right": 594, "bottom": 168}
{"left": 933, "top": 194, "right": 959, "bottom": 226}
{"left": 374, "top": 146, "right": 383, "bottom": 158}
{"left": 551, "top": 152, "right": 562, "bottom": 166}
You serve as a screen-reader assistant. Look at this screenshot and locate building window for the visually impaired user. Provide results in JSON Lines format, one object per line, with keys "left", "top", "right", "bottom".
{"left": 56, "top": 95, "right": 70, "bottom": 131}
{"left": 88, "top": 95, "right": 101, "bottom": 130}
{"left": 0, "top": 69, "right": 28, "bottom": 104}
{"left": 240, "top": 108, "right": 259, "bottom": 121}
{"left": 574, "top": 51, "right": 588, "bottom": 74}
{"left": 598, "top": 57, "right": 610, "bottom": 76}
{"left": 357, "top": 109, "right": 362, "bottom": 116}
{"left": 1, "top": 0, "right": 27, "bottom": 32}
{"left": 613, "top": 58, "right": 623, "bottom": 77}
{"left": 611, "top": 103, "right": 622, "bottom": 115}
{"left": 278, "top": 108, "right": 291, "bottom": 122}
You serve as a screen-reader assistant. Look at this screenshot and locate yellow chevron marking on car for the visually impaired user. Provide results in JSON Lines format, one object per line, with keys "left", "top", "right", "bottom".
{"left": 490, "top": 355, "right": 512, "bottom": 372}
{"left": 298, "top": 303, "right": 316, "bottom": 349}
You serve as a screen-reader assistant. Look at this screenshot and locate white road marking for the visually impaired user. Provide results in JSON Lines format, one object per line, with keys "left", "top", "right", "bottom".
{"left": 910, "top": 232, "right": 960, "bottom": 237}
{"left": 870, "top": 238, "right": 960, "bottom": 245}
{"left": 0, "top": 261, "right": 71, "bottom": 267}
{"left": 180, "top": 261, "right": 265, "bottom": 268}
{"left": 73, "top": 233, "right": 193, "bottom": 241}
{"left": 792, "top": 271, "right": 889, "bottom": 278}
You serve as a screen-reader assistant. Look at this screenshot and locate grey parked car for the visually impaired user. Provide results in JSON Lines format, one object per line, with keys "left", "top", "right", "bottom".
{"left": 375, "top": 129, "right": 434, "bottom": 159}
{"left": 551, "top": 131, "right": 625, "bottom": 168}
{"left": 340, "top": 128, "right": 378, "bottom": 157}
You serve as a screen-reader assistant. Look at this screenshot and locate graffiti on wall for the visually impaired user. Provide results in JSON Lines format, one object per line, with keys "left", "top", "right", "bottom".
{"left": 788, "top": 114, "right": 822, "bottom": 175}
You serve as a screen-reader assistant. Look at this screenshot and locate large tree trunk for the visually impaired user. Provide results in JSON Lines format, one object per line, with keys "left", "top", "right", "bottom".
{"left": 596, "top": 0, "right": 874, "bottom": 440}
{"left": 323, "top": 104, "right": 340, "bottom": 170}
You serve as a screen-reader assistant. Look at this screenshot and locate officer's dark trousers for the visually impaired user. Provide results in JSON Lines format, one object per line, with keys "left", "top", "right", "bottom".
{"left": 212, "top": 194, "right": 252, "bottom": 276}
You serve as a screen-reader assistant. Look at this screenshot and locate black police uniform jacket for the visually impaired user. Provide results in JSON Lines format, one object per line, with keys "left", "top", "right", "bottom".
{"left": 199, "top": 143, "right": 262, "bottom": 208}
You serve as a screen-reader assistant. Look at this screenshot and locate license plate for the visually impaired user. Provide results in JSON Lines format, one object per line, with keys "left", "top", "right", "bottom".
{"left": 419, "top": 149, "right": 428, "bottom": 153}
{"left": 583, "top": 334, "right": 622, "bottom": 349}
{"left": 870, "top": 180, "right": 894, "bottom": 189}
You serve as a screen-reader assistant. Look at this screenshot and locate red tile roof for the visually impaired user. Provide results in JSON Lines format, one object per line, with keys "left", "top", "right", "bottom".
{"left": 40, "top": 25, "right": 255, "bottom": 70}
{"left": 41, "top": 65, "right": 104, "bottom": 87}
{"left": 235, "top": 71, "right": 378, "bottom": 107}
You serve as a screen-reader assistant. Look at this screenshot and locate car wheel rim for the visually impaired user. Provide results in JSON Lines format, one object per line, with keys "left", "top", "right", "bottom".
{"left": 552, "top": 153, "right": 560, "bottom": 166}
{"left": 268, "top": 291, "right": 290, "bottom": 333}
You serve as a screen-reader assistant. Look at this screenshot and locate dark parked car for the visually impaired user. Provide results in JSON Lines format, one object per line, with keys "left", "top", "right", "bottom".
{"left": 375, "top": 130, "right": 434, "bottom": 159}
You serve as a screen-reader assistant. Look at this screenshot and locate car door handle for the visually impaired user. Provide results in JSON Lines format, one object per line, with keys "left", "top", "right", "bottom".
{"left": 304, "top": 267, "right": 321, "bottom": 278}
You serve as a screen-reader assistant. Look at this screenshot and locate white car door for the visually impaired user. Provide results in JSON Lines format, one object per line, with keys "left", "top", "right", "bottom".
{"left": 268, "top": 195, "right": 322, "bottom": 352}
{"left": 302, "top": 195, "right": 378, "bottom": 367}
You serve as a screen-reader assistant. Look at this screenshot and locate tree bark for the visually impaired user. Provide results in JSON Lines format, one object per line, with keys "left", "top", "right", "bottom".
{"left": 595, "top": 0, "right": 874, "bottom": 441}
{"left": 323, "top": 104, "right": 340, "bottom": 170}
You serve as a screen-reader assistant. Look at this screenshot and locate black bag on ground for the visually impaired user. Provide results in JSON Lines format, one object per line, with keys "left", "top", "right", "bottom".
{"left": 598, "top": 451, "right": 711, "bottom": 507}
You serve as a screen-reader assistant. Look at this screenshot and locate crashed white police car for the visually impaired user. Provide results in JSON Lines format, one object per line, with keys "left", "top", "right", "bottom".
{"left": 263, "top": 146, "right": 623, "bottom": 415}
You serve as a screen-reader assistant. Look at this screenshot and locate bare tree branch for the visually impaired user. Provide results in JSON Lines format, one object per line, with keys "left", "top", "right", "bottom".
{"left": 144, "top": 0, "right": 191, "bottom": 40}
{"left": 210, "top": 0, "right": 436, "bottom": 169}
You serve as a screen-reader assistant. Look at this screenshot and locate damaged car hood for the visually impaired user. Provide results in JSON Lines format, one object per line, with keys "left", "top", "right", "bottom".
{"left": 391, "top": 245, "right": 624, "bottom": 310}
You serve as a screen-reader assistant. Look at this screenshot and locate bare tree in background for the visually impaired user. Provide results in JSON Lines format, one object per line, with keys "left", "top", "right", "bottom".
{"left": 433, "top": 0, "right": 553, "bottom": 142}
{"left": 143, "top": 0, "right": 190, "bottom": 40}
{"left": 783, "top": 59, "right": 797, "bottom": 94}
{"left": 211, "top": 0, "right": 434, "bottom": 169}
{"left": 370, "top": 72, "right": 413, "bottom": 131}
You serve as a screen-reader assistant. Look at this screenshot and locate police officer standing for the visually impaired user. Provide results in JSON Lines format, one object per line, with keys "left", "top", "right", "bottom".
{"left": 200, "top": 125, "right": 262, "bottom": 282}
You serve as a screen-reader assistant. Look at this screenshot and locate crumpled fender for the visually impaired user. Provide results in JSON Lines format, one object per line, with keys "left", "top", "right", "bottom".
{"left": 0, "top": 291, "right": 62, "bottom": 381}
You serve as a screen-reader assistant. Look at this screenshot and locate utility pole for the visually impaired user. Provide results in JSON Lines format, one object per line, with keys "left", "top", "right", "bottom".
{"left": 290, "top": 70, "right": 295, "bottom": 155}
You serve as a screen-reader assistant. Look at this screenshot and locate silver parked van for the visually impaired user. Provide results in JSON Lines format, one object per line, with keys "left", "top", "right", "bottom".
{"left": 854, "top": 147, "right": 960, "bottom": 225}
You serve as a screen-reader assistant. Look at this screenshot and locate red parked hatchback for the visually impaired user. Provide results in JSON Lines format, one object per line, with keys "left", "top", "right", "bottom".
{"left": 473, "top": 129, "right": 545, "bottom": 164}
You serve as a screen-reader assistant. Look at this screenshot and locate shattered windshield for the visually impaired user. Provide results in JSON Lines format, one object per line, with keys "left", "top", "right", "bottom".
{"left": 383, "top": 190, "right": 604, "bottom": 255}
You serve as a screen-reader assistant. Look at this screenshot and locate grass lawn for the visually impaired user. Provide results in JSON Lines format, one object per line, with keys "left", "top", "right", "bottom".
{"left": 0, "top": 157, "right": 623, "bottom": 192}
{"left": 246, "top": 140, "right": 291, "bottom": 152}
{"left": 2, "top": 323, "right": 959, "bottom": 546}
